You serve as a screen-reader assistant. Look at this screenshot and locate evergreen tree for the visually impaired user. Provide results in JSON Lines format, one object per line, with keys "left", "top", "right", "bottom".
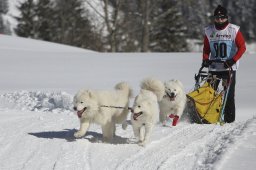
{"left": 14, "top": 0, "right": 36, "bottom": 38}
{"left": 252, "top": 1, "right": 256, "bottom": 40}
{"left": 35, "top": 0, "right": 55, "bottom": 41}
{"left": 0, "top": 0, "right": 8, "bottom": 14}
{"left": 13, "top": 0, "right": 256, "bottom": 51}
{"left": 52, "top": 0, "right": 97, "bottom": 49}
{"left": 14, "top": 0, "right": 101, "bottom": 51}
{"left": 0, "top": 14, "right": 3, "bottom": 33}
{"left": 110, "top": 0, "right": 142, "bottom": 52}
{"left": 225, "top": 0, "right": 255, "bottom": 42}
{"left": 0, "top": 0, "right": 9, "bottom": 33}
{"left": 150, "top": 0, "right": 188, "bottom": 52}
{"left": 179, "top": 0, "right": 211, "bottom": 40}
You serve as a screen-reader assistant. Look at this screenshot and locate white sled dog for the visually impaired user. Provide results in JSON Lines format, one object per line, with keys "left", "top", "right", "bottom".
{"left": 73, "top": 82, "right": 132, "bottom": 142}
{"left": 141, "top": 78, "right": 186, "bottom": 126}
{"left": 159, "top": 79, "right": 187, "bottom": 126}
{"left": 131, "top": 78, "right": 164, "bottom": 146}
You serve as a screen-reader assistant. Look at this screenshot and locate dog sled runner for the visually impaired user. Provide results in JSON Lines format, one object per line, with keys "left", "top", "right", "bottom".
{"left": 186, "top": 63, "right": 233, "bottom": 124}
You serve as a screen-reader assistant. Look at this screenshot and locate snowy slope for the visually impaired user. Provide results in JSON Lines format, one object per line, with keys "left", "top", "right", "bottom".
{"left": 0, "top": 35, "right": 256, "bottom": 170}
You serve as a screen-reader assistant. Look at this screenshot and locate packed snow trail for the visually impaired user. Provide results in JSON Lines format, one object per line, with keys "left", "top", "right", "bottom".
{"left": 0, "top": 106, "right": 254, "bottom": 170}
{"left": 116, "top": 121, "right": 249, "bottom": 170}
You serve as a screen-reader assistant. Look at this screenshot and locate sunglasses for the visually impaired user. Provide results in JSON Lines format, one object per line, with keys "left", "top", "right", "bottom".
{"left": 215, "top": 15, "right": 227, "bottom": 20}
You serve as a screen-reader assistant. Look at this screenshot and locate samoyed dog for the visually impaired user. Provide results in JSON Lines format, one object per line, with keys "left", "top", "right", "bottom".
{"left": 131, "top": 78, "right": 164, "bottom": 146}
{"left": 141, "top": 78, "right": 186, "bottom": 126}
{"left": 73, "top": 82, "right": 132, "bottom": 142}
{"left": 159, "top": 79, "right": 187, "bottom": 126}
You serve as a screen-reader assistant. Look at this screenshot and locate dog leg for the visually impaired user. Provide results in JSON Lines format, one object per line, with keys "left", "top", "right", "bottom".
{"left": 121, "top": 120, "right": 128, "bottom": 130}
{"left": 165, "top": 113, "right": 180, "bottom": 126}
{"left": 132, "top": 126, "right": 140, "bottom": 141}
{"left": 159, "top": 112, "right": 166, "bottom": 123}
{"left": 102, "top": 122, "right": 115, "bottom": 143}
{"left": 172, "top": 106, "right": 184, "bottom": 126}
{"left": 139, "top": 126, "right": 145, "bottom": 143}
{"left": 74, "top": 120, "right": 90, "bottom": 138}
{"left": 139, "top": 125, "right": 152, "bottom": 146}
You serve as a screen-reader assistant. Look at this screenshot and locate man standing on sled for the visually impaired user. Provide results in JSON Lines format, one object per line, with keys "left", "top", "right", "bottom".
{"left": 201, "top": 5, "right": 246, "bottom": 123}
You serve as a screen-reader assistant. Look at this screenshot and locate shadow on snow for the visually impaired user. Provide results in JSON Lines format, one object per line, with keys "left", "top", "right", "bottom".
{"left": 28, "top": 129, "right": 129, "bottom": 144}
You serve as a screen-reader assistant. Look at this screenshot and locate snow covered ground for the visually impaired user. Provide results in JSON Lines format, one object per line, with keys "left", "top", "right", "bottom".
{"left": 0, "top": 35, "right": 255, "bottom": 170}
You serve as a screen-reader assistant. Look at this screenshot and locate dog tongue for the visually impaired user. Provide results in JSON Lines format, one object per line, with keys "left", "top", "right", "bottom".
{"left": 77, "top": 110, "right": 83, "bottom": 118}
{"left": 133, "top": 112, "right": 142, "bottom": 121}
{"left": 77, "top": 108, "right": 86, "bottom": 118}
{"left": 169, "top": 97, "right": 175, "bottom": 101}
{"left": 133, "top": 114, "right": 138, "bottom": 120}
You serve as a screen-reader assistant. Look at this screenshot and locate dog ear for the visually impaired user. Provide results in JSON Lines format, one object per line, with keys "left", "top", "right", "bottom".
{"left": 87, "top": 90, "right": 95, "bottom": 98}
{"left": 175, "top": 80, "right": 184, "bottom": 89}
{"left": 175, "top": 79, "right": 181, "bottom": 83}
{"left": 164, "top": 81, "right": 168, "bottom": 88}
{"left": 140, "top": 89, "right": 147, "bottom": 94}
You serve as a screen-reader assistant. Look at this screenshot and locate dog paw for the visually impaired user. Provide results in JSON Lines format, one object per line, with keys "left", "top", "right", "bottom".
{"left": 138, "top": 141, "right": 147, "bottom": 147}
{"left": 74, "top": 131, "right": 85, "bottom": 138}
{"left": 102, "top": 137, "right": 113, "bottom": 143}
{"left": 162, "top": 122, "right": 172, "bottom": 128}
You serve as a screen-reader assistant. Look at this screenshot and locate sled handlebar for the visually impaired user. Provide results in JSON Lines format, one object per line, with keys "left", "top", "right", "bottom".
{"left": 195, "top": 66, "right": 207, "bottom": 83}
{"left": 201, "top": 60, "right": 233, "bottom": 71}
{"left": 196, "top": 60, "right": 233, "bottom": 83}
{"left": 210, "top": 60, "right": 225, "bottom": 63}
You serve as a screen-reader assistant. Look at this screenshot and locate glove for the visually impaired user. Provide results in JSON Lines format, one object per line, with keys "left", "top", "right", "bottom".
{"left": 202, "top": 59, "right": 211, "bottom": 67}
{"left": 224, "top": 59, "right": 236, "bottom": 68}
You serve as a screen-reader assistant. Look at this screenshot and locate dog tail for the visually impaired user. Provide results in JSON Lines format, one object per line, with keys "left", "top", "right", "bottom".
{"left": 141, "top": 78, "right": 165, "bottom": 101}
{"left": 115, "top": 82, "right": 133, "bottom": 98}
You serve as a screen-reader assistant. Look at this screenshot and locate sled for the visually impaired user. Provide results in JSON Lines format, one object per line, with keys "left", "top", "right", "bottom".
{"left": 186, "top": 63, "right": 233, "bottom": 124}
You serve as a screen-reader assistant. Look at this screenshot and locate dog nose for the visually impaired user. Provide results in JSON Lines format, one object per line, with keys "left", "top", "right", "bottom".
{"left": 73, "top": 106, "right": 77, "bottom": 111}
{"left": 170, "top": 92, "right": 175, "bottom": 97}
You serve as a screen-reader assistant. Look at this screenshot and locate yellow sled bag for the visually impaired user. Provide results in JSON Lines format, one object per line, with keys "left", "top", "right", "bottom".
{"left": 187, "top": 82, "right": 222, "bottom": 124}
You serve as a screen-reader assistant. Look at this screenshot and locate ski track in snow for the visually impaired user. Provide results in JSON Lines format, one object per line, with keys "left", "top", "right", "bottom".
{"left": 115, "top": 122, "right": 248, "bottom": 170}
{"left": 0, "top": 91, "right": 255, "bottom": 170}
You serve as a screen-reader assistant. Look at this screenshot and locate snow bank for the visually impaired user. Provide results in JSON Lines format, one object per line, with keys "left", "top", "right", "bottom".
{"left": 0, "top": 91, "right": 73, "bottom": 113}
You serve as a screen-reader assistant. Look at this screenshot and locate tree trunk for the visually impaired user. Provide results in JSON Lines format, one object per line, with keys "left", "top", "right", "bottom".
{"left": 141, "top": 0, "right": 150, "bottom": 52}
